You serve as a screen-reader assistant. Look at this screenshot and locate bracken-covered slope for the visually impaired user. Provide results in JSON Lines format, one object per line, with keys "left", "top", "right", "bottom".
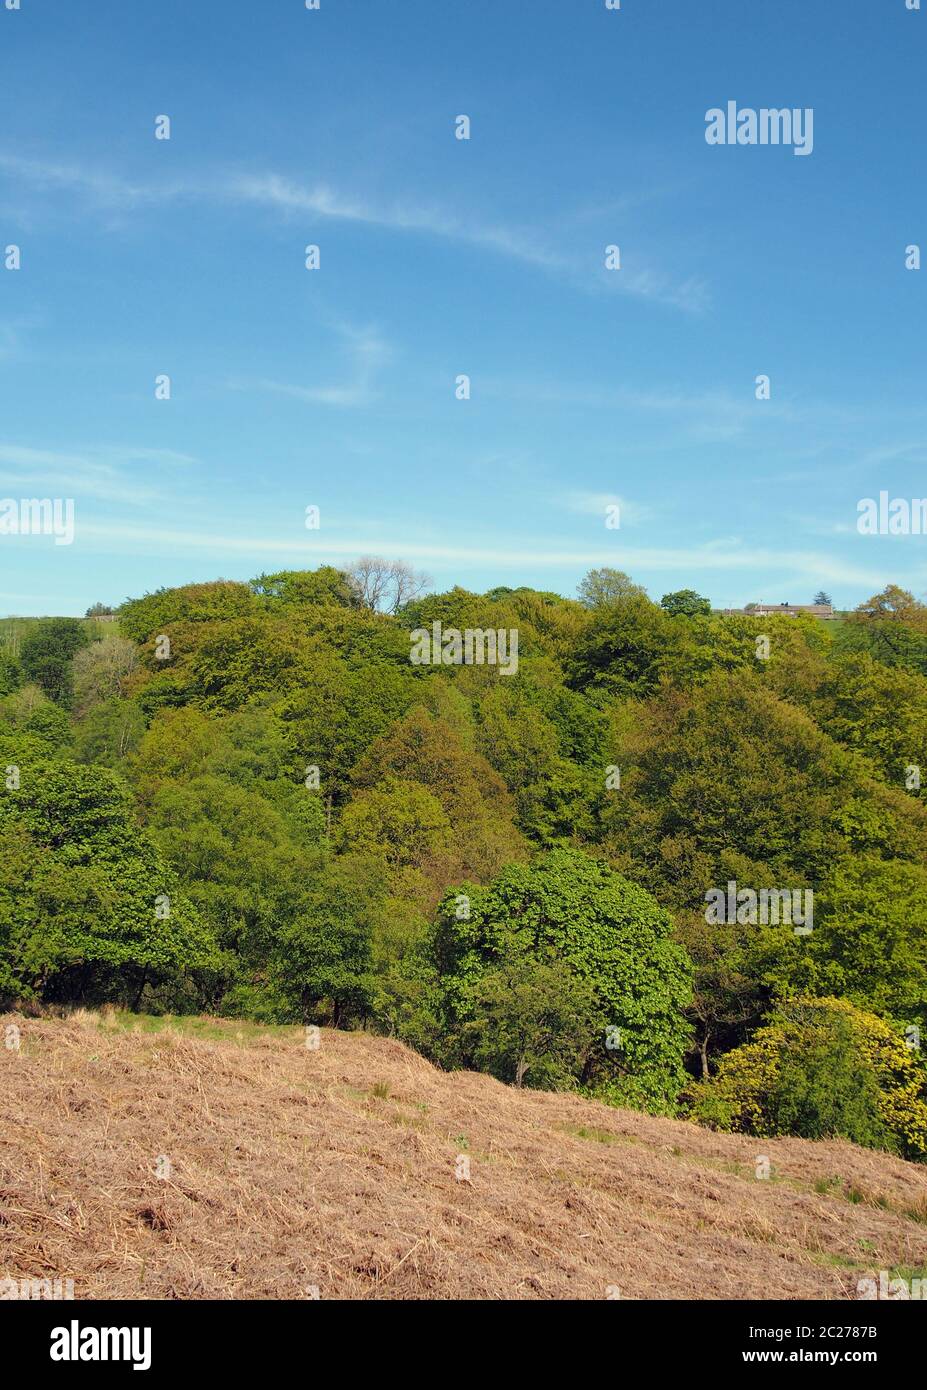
{"left": 2, "top": 1013, "right": 926, "bottom": 1301}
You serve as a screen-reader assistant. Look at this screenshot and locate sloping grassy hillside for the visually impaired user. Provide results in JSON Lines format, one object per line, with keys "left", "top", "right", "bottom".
{"left": 2, "top": 1011, "right": 926, "bottom": 1300}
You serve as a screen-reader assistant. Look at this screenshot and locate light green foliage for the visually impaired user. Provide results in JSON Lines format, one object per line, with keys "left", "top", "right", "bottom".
{"left": 184, "top": 617, "right": 313, "bottom": 710}
{"left": 250, "top": 566, "right": 360, "bottom": 609}
{"left": 835, "top": 615, "right": 927, "bottom": 676}
{"left": 72, "top": 632, "right": 139, "bottom": 714}
{"left": 349, "top": 704, "right": 526, "bottom": 883}
{"left": 598, "top": 672, "right": 922, "bottom": 907}
{"left": 473, "top": 680, "right": 598, "bottom": 843}
{"left": 0, "top": 684, "right": 73, "bottom": 749}
{"left": 118, "top": 580, "right": 259, "bottom": 643}
{"left": 339, "top": 776, "right": 453, "bottom": 870}
{"left": 577, "top": 568, "right": 647, "bottom": 609}
{"left": 798, "top": 857, "right": 927, "bottom": 1031}
{"left": 809, "top": 652, "right": 927, "bottom": 786}
{"left": 277, "top": 652, "right": 420, "bottom": 801}
{"left": 130, "top": 706, "right": 324, "bottom": 977}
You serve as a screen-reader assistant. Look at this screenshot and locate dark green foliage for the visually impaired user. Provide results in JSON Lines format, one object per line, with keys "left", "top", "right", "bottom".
{"left": 764, "top": 1012, "right": 888, "bottom": 1147}
{"left": 272, "top": 855, "right": 385, "bottom": 1025}
{"left": 19, "top": 618, "right": 89, "bottom": 706}
{"left": 73, "top": 699, "right": 146, "bottom": 767}
{"left": 0, "top": 647, "right": 22, "bottom": 696}
{"left": 464, "top": 956, "right": 599, "bottom": 1088}
{"left": 568, "top": 593, "right": 669, "bottom": 697}
{"left": 0, "top": 756, "right": 216, "bottom": 1006}
{"left": 661, "top": 589, "right": 712, "bottom": 617}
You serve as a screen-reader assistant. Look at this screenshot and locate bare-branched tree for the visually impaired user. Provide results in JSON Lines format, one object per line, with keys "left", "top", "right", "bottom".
{"left": 346, "top": 557, "right": 431, "bottom": 614}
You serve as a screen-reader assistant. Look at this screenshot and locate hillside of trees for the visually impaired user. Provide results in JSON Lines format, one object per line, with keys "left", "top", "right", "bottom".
{"left": 2, "top": 565, "right": 927, "bottom": 1157}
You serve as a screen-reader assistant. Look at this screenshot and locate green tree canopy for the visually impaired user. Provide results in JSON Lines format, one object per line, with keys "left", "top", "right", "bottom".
{"left": 463, "top": 955, "right": 599, "bottom": 1089}
{"left": 432, "top": 847, "right": 692, "bottom": 1112}
{"left": 689, "top": 997, "right": 927, "bottom": 1159}
{"left": 0, "top": 757, "right": 216, "bottom": 1006}
{"left": 660, "top": 589, "right": 712, "bottom": 617}
{"left": 577, "top": 568, "right": 647, "bottom": 608}
{"left": 249, "top": 566, "right": 360, "bottom": 609}
{"left": 19, "top": 618, "right": 90, "bottom": 707}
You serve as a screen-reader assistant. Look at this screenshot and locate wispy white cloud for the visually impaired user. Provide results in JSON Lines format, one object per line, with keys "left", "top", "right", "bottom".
{"left": 0, "top": 151, "right": 708, "bottom": 312}
{"left": 229, "top": 172, "right": 583, "bottom": 272}
{"left": 0, "top": 153, "right": 182, "bottom": 207}
{"left": 230, "top": 319, "right": 392, "bottom": 409}
{"left": 858, "top": 440, "right": 927, "bottom": 468}
{"left": 0, "top": 443, "right": 196, "bottom": 505}
{"left": 789, "top": 513, "right": 857, "bottom": 538}
{"left": 230, "top": 173, "right": 708, "bottom": 309}
{"left": 480, "top": 378, "right": 754, "bottom": 445}
{"left": 71, "top": 518, "right": 891, "bottom": 589}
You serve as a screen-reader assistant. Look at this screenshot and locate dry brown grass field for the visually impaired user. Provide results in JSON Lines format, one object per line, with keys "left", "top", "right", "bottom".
{"left": 2, "top": 1010, "right": 927, "bottom": 1301}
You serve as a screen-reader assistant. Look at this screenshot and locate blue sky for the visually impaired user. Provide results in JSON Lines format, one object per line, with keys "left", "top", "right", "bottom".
{"left": 0, "top": 0, "right": 924, "bottom": 615}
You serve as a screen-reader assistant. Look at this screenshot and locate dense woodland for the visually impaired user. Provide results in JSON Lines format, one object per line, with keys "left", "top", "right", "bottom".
{"left": 2, "top": 566, "right": 927, "bottom": 1158}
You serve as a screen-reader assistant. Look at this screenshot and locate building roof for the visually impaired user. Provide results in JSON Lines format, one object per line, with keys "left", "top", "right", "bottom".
{"left": 750, "top": 603, "right": 834, "bottom": 616}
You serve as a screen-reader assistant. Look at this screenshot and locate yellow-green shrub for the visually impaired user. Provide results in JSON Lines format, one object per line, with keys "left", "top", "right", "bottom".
{"left": 688, "top": 997, "right": 927, "bottom": 1160}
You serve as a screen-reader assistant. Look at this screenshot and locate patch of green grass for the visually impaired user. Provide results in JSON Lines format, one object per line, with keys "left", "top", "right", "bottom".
{"left": 390, "top": 1112, "right": 428, "bottom": 1132}
{"left": 665, "top": 1148, "right": 753, "bottom": 1181}
{"left": 810, "top": 1176, "right": 926, "bottom": 1225}
{"left": 561, "top": 1124, "right": 620, "bottom": 1145}
{"left": 807, "top": 1250, "right": 868, "bottom": 1272}
{"left": 0, "top": 615, "right": 111, "bottom": 647}
{"left": 93, "top": 1009, "right": 302, "bottom": 1046}
{"left": 842, "top": 1184, "right": 889, "bottom": 1210}
{"left": 339, "top": 1085, "right": 369, "bottom": 1103}
{"left": 555, "top": 1122, "right": 640, "bottom": 1148}
{"left": 902, "top": 1199, "right": 927, "bottom": 1225}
